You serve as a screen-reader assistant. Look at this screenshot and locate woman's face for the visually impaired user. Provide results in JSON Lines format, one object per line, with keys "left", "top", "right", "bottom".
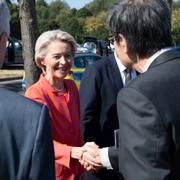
{"left": 42, "top": 40, "right": 73, "bottom": 81}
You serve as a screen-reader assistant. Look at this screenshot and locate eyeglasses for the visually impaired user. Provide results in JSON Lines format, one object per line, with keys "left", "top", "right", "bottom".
{"left": 109, "top": 35, "right": 119, "bottom": 45}
{"left": 109, "top": 36, "right": 115, "bottom": 45}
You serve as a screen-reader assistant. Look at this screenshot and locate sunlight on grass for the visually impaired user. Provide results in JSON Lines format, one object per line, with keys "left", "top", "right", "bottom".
{"left": 0, "top": 69, "right": 24, "bottom": 79}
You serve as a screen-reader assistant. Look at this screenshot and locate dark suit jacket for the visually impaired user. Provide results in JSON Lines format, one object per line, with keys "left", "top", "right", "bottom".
{"left": 80, "top": 54, "right": 123, "bottom": 179}
{"left": 117, "top": 49, "right": 180, "bottom": 180}
{"left": 0, "top": 88, "right": 55, "bottom": 180}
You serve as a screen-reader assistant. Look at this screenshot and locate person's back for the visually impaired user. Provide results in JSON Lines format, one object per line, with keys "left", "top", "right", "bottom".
{"left": 117, "top": 49, "right": 180, "bottom": 179}
{"left": 0, "top": 1, "right": 55, "bottom": 179}
{"left": 0, "top": 88, "right": 55, "bottom": 179}
{"left": 107, "top": 0, "right": 180, "bottom": 179}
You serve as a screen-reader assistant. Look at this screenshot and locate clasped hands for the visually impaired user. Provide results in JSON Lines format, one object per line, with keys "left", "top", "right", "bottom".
{"left": 71, "top": 142, "right": 102, "bottom": 172}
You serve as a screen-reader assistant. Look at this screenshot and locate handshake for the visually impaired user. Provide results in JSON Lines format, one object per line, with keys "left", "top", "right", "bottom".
{"left": 71, "top": 142, "right": 103, "bottom": 172}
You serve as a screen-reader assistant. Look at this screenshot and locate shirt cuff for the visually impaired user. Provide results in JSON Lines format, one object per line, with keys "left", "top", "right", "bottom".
{"left": 100, "top": 147, "right": 113, "bottom": 169}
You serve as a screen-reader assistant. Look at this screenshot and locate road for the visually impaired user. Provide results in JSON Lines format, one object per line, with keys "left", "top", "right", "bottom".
{"left": 0, "top": 79, "right": 25, "bottom": 95}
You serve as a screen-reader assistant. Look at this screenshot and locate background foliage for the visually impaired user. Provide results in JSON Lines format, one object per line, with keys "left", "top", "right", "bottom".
{"left": 172, "top": 2, "right": 180, "bottom": 45}
{"left": 8, "top": 0, "right": 180, "bottom": 45}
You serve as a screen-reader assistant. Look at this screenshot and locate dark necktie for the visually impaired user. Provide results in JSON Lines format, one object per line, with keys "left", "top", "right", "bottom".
{"left": 124, "top": 69, "right": 132, "bottom": 85}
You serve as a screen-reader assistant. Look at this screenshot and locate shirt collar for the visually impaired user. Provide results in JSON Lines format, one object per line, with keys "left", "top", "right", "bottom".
{"left": 114, "top": 52, "right": 137, "bottom": 86}
{"left": 114, "top": 52, "right": 126, "bottom": 73}
{"left": 143, "top": 47, "right": 172, "bottom": 72}
{"left": 40, "top": 73, "right": 66, "bottom": 94}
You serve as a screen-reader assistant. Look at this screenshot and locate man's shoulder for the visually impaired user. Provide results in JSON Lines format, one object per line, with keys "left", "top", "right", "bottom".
{"left": 0, "top": 87, "right": 43, "bottom": 109}
{"left": 89, "top": 54, "right": 115, "bottom": 70}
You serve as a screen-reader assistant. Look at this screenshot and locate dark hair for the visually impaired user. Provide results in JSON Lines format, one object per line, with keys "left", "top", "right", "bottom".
{"left": 108, "top": 0, "right": 173, "bottom": 57}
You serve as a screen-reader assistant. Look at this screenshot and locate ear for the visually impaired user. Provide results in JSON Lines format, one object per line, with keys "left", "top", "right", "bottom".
{"left": 39, "top": 59, "right": 46, "bottom": 73}
{"left": 40, "top": 60, "right": 45, "bottom": 66}
{"left": 118, "top": 34, "right": 128, "bottom": 54}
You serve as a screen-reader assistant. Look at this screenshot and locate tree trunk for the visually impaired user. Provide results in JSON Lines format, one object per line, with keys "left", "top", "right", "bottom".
{"left": 18, "top": 0, "right": 40, "bottom": 88}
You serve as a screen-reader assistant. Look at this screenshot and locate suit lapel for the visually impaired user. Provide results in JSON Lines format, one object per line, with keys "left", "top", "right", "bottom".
{"left": 108, "top": 54, "right": 123, "bottom": 91}
{"left": 149, "top": 49, "right": 180, "bottom": 70}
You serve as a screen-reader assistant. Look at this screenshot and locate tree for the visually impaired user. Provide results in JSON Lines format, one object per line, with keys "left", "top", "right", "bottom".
{"left": 8, "top": 2, "right": 21, "bottom": 39}
{"left": 36, "top": 0, "right": 49, "bottom": 33}
{"left": 172, "top": 6, "right": 180, "bottom": 45}
{"left": 86, "top": 0, "right": 117, "bottom": 15}
{"left": 18, "top": 0, "right": 40, "bottom": 88}
{"left": 36, "top": 0, "right": 48, "bottom": 7}
{"left": 76, "top": 7, "right": 92, "bottom": 17}
{"left": 83, "top": 11, "right": 109, "bottom": 40}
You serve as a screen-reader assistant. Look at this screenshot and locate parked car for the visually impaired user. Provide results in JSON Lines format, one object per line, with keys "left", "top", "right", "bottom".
{"left": 3, "top": 37, "right": 23, "bottom": 66}
{"left": 176, "top": 45, "right": 180, "bottom": 51}
{"left": 66, "top": 52, "right": 102, "bottom": 88}
{"left": 76, "top": 43, "right": 91, "bottom": 53}
{"left": 83, "top": 36, "right": 112, "bottom": 56}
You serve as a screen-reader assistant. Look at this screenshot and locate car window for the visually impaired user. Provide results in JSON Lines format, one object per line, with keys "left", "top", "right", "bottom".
{"left": 14, "top": 41, "right": 22, "bottom": 51}
{"left": 86, "top": 56, "right": 99, "bottom": 65}
{"left": 74, "top": 55, "right": 101, "bottom": 68}
{"left": 74, "top": 57, "right": 88, "bottom": 68}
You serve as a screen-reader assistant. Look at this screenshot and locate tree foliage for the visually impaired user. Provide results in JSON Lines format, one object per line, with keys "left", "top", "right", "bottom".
{"left": 83, "top": 11, "right": 109, "bottom": 38}
{"left": 26, "top": 0, "right": 118, "bottom": 42}
{"left": 172, "top": 6, "right": 180, "bottom": 45}
{"left": 8, "top": 0, "right": 180, "bottom": 44}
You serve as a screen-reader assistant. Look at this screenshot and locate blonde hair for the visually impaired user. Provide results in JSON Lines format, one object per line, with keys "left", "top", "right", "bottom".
{"left": 35, "top": 29, "right": 76, "bottom": 69}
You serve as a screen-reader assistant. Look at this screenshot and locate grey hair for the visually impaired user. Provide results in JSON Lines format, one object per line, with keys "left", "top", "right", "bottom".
{"left": 35, "top": 29, "right": 76, "bottom": 69}
{"left": 0, "top": 0, "right": 10, "bottom": 36}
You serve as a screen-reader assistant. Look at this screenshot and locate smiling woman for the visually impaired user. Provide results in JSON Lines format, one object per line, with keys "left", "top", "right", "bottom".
{"left": 25, "top": 29, "right": 87, "bottom": 180}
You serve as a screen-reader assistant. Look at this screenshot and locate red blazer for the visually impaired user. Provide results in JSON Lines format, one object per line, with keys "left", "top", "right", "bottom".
{"left": 25, "top": 74, "right": 84, "bottom": 180}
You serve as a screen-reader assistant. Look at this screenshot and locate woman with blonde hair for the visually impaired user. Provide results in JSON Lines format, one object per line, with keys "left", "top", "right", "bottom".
{"left": 25, "top": 30, "right": 85, "bottom": 180}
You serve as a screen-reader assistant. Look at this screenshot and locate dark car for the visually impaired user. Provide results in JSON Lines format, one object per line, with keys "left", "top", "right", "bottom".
{"left": 83, "top": 36, "right": 112, "bottom": 56}
{"left": 176, "top": 45, "right": 180, "bottom": 51}
{"left": 4, "top": 37, "right": 23, "bottom": 66}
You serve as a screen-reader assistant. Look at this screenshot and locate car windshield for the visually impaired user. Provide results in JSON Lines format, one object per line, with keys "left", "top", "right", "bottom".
{"left": 83, "top": 42, "right": 96, "bottom": 49}
{"left": 74, "top": 55, "right": 100, "bottom": 68}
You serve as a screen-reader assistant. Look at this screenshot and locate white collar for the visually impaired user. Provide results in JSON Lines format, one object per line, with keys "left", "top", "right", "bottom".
{"left": 114, "top": 52, "right": 126, "bottom": 73}
{"left": 114, "top": 52, "right": 137, "bottom": 86}
{"left": 143, "top": 48, "right": 172, "bottom": 72}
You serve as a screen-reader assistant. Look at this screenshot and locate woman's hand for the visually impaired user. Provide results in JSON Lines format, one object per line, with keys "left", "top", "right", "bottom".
{"left": 79, "top": 142, "right": 103, "bottom": 172}
{"left": 71, "top": 147, "right": 86, "bottom": 160}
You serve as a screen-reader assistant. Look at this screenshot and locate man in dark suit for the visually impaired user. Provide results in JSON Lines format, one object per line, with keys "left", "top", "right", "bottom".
{"left": 107, "top": 0, "right": 180, "bottom": 179}
{"left": 0, "top": 1, "right": 55, "bottom": 179}
{"left": 79, "top": 49, "right": 134, "bottom": 178}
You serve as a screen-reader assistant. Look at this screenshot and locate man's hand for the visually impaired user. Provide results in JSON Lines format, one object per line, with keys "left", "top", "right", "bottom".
{"left": 71, "top": 146, "right": 86, "bottom": 160}
{"left": 79, "top": 142, "right": 103, "bottom": 171}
